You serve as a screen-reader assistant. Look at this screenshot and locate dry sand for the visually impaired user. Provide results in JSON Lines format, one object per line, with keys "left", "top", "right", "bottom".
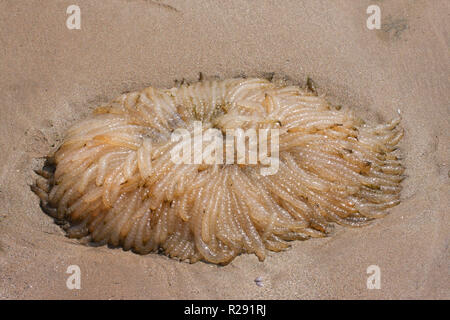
{"left": 0, "top": 0, "right": 448, "bottom": 299}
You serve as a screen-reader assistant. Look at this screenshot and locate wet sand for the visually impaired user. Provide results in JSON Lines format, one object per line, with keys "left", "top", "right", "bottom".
{"left": 0, "top": 0, "right": 448, "bottom": 299}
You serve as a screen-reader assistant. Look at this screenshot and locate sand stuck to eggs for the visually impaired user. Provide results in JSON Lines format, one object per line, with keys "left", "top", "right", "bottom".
{"left": 32, "top": 77, "right": 404, "bottom": 264}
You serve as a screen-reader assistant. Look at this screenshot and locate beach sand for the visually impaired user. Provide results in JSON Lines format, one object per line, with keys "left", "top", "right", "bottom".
{"left": 0, "top": 0, "right": 448, "bottom": 299}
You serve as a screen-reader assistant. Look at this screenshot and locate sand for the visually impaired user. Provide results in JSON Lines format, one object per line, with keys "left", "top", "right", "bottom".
{"left": 0, "top": 0, "right": 448, "bottom": 299}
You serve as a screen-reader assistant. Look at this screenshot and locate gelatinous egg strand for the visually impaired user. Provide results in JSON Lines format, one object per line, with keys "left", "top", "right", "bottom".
{"left": 32, "top": 78, "right": 404, "bottom": 264}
